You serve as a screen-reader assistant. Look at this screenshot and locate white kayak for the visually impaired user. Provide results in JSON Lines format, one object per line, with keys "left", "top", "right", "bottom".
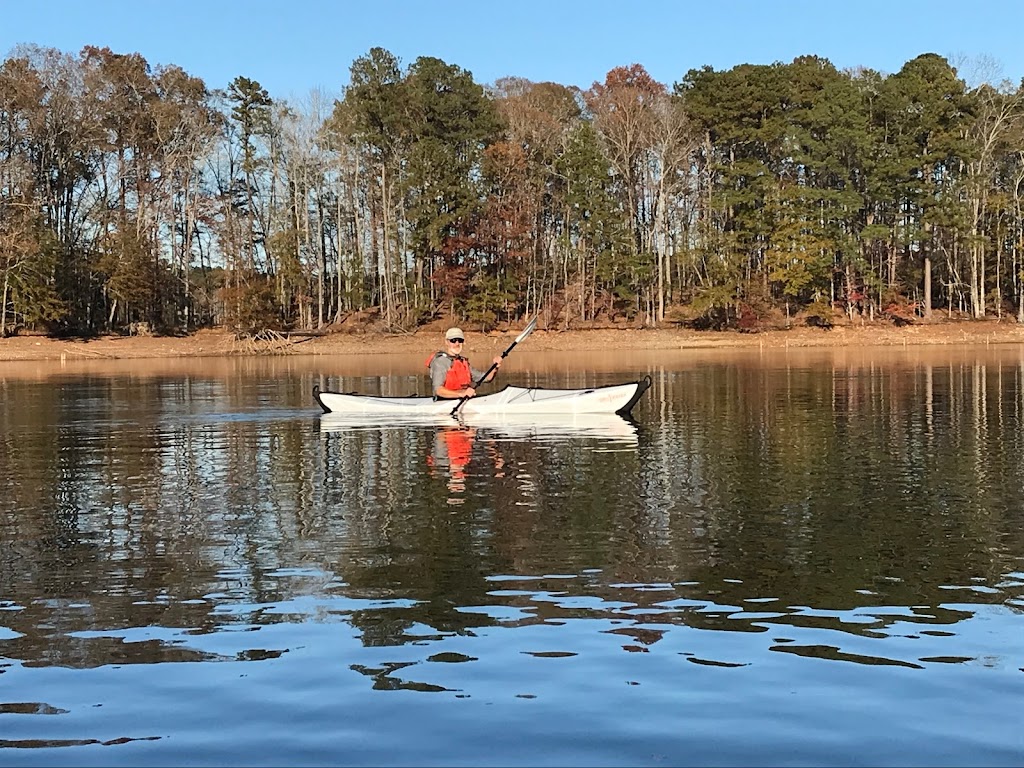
{"left": 313, "top": 377, "right": 650, "bottom": 417}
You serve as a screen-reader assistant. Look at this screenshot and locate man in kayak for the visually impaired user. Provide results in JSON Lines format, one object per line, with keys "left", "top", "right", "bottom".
{"left": 428, "top": 327, "right": 502, "bottom": 400}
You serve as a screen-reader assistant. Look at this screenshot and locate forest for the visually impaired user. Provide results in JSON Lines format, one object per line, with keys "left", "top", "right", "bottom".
{"left": 2, "top": 43, "right": 1024, "bottom": 338}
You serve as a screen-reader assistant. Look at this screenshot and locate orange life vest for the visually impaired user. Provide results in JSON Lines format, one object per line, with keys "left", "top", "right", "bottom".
{"left": 427, "top": 352, "right": 473, "bottom": 391}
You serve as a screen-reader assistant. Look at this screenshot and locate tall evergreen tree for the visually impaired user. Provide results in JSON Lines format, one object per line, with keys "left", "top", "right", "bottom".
{"left": 875, "top": 54, "right": 970, "bottom": 317}
{"left": 403, "top": 56, "right": 500, "bottom": 318}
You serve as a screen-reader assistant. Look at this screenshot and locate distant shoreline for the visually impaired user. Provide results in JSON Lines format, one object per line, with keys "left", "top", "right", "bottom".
{"left": 2, "top": 320, "right": 1024, "bottom": 362}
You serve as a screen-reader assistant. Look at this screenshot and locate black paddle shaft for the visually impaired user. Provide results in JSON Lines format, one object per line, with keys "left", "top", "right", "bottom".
{"left": 450, "top": 317, "right": 538, "bottom": 417}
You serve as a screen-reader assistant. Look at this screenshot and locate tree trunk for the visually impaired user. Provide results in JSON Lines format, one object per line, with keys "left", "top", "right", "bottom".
{"left": 1, "top": 272, "right": 8, "bottom": 336}
{"left": 923, "top": 254, "right": 932, "bottom": 320}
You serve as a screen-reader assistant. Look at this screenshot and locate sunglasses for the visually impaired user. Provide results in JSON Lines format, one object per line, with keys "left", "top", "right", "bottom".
{"left": 447, "top": 338, "right": 464, "bottom": 344}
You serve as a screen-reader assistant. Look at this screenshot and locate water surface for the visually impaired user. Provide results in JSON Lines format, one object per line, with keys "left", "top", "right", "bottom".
{"left": 1, "top": 346, "right": 1022, "bottom": 766}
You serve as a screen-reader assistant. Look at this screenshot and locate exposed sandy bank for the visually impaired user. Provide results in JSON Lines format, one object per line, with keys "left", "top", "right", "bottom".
{"left": 1, "top": 320, "right": 1023, "bottom": 362}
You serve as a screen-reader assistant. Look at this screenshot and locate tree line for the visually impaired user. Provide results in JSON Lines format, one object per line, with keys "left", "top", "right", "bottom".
{"left": 2, "top": 44, "right": 1024, "bottom": 338}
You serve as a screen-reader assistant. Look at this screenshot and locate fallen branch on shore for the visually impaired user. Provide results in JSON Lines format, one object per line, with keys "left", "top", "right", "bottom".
{"left": 60, "top": 345, "right": 117, "bottom": 359}
{"left": 230, "top": 329, "right": 318, "bottom": 355}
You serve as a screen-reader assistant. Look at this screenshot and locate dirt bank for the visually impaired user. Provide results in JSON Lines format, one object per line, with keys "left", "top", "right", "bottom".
{"left": 2, "top": 319, "right": 1023, "bottom": 363}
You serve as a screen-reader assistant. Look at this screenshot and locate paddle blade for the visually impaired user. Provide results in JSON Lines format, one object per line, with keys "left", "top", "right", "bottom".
{"left": 515, "top": 315, "right": 538, "bottom": 344}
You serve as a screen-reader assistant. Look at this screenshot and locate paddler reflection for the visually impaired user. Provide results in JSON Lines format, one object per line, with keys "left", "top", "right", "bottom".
{"left": 427, "top": 424, "right": 505, "bottom": 504}
{"left": 427, "top": 425, "right": 474, "bottom": 503}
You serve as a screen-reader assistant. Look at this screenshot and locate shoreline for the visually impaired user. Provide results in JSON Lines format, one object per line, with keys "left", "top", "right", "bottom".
{"left": 2, "top": 320, "right": 1024, "bottom": 362}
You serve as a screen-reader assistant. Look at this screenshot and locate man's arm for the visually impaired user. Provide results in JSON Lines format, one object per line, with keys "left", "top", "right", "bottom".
{"left": 471, "top": 356, "right": 503, "bottom": 384}
{"left": 436, "top": 383, "right": 476, "bottom": 399}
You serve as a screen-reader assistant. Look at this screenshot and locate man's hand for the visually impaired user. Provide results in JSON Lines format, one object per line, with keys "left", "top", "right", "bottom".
{"left": 482, "top": 356, "right": 502, "bottom": 383}
{"left": 461, "top": 386, "right": 477, "bottom": 398}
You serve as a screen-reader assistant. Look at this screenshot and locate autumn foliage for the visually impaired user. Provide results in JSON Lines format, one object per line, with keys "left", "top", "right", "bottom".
{"left": 3, "top": 45, "right": 1024, "bottom": 339}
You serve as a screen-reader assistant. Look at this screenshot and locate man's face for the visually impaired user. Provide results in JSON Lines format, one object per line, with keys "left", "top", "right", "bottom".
{"left": 446, "top": 336, "right": 464, "bottom": 353}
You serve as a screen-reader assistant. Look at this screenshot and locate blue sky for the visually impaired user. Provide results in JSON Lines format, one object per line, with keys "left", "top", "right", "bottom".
{"left": 4, "top": 0, "right": 1023, "bottom": 101}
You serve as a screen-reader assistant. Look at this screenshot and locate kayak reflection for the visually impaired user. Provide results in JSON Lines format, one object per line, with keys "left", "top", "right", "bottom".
{"left": 319, "top": 411, "right": 639, "bottom": 506}
{"left": 319, "top": 411, "right": 639, "bottom": 447}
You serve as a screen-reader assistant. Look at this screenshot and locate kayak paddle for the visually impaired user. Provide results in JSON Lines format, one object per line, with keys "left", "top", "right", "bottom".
{"left": 450, "top": 315, "right": 538, "bottom": 417}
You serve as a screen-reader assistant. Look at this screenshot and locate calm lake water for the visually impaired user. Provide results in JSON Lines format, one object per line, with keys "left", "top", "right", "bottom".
{"left": 1, "top": 345, "right": 1022, "bottom": 766}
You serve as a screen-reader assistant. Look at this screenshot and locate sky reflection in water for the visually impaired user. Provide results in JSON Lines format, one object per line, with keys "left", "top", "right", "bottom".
{"left": 0, "top": 348, "right": 1022, "bottom": 765}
